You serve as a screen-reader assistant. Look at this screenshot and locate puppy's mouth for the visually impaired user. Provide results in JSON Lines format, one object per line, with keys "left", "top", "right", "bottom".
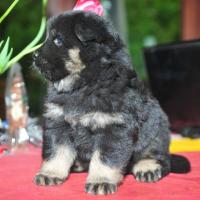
{"left": 33, "top": 55, "right": 52, "bottom": 80}
{"left": 33, "top": 53, "right": 69, "bottom": 82}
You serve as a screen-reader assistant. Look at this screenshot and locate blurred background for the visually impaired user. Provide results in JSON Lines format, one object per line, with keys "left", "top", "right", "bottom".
{"left": 0, "top": 0, "right": 200, "bottom": 130}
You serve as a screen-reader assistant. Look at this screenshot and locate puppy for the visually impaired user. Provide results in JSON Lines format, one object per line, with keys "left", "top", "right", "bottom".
{"left": 33, "top": 11, "right": 170, "bottom": 195}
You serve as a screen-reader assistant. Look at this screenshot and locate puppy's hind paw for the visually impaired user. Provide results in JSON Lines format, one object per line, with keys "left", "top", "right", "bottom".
{"left": 133, "top": 159, "right": 162, "bottom": 183}
{"left": 35, "top": 173, "right": 65, "bottom": 186}
{"left": 85, "top": 183, "right": 117, "bottom": 195}
{"left": 134, "top": 169, "right": 162, "bottom": 183}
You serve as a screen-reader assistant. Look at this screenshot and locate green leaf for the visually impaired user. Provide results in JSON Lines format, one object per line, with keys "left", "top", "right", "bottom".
{"left": 1, "top": 38, "right": 10, "bottom": 60}
{"left": 0, "top": 38, "right": 13, "bottom": 74}
{"left": 0, "top": 41, "right": 3, "bottom": 48}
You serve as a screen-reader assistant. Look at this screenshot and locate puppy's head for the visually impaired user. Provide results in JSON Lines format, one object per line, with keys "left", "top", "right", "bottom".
{"left": 33, "top": 11, "right": 122, "bottom": 82}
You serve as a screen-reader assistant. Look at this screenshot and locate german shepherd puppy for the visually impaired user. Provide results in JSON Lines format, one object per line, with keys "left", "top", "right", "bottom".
{"left": 33, "top": 11, "right": 171, "bottom": 195}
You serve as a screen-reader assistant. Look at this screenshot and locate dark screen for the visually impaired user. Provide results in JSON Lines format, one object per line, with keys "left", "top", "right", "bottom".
{"left": 144, "top": 40, "right": 200, "bottom": 130}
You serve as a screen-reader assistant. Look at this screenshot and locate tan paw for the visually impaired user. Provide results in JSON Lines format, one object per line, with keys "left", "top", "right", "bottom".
{"left": 35, "top": 173, "right": 66, "bottom": 186}
{"left": 133, "top": 159, "right": 162, "bottom": 182}
{"left": 85, "top": 182, "right": 117, "bottom": 195}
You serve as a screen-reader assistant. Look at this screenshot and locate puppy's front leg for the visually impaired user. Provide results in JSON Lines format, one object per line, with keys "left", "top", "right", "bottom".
{"left": 35, "top": 120, "right": 76, "bottom": 186}
{"left": 86, "top": 151, "right": 123, "bottom": 195}
{"left": 85, "top": 125, "right": 133, "bottom": 195}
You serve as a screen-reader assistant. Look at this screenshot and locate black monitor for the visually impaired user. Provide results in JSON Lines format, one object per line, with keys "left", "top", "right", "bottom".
{"left": 143, "top": 40, "right": 200, "bottom": 130}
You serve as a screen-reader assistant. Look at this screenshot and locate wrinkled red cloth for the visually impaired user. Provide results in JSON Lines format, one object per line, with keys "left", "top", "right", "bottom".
{"left": 73, "top": 0, "right": 104, "bottom": 16}
{"left": 0, "top": 148, "right": 199, "bottom": 200}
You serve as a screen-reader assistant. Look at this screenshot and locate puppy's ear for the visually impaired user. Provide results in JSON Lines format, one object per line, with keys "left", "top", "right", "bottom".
{"left": 75, "top": 23, "right": 98, "bottom": 44}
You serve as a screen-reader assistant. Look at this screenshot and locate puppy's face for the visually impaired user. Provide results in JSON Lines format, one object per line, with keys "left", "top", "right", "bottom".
{"left": 33, "top": 11, "right": 121, "bottom": 82}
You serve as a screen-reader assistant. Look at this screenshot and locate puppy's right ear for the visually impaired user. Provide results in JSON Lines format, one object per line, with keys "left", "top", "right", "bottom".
{"left": 75, "top": 23, "right": 98, "bottom": 45}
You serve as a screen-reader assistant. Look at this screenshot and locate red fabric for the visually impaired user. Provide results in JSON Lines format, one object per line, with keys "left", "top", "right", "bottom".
{"left": 73, "top": 0, "right": 104, "bottom": 16}
{"left": 0, "top": 147, "right": 200, "bottom": 200}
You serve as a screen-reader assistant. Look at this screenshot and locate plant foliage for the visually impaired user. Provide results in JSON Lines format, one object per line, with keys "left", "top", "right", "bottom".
{"left": 0, "top": 0, "right": 47, "bottom": 74}
{"left": 125, "top": 0, "right": 180, "bottom": 79}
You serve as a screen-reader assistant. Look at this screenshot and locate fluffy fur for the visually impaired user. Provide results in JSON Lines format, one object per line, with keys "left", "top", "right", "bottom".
{"left": 33, "top": 11, "right": 171, "bottom": 195}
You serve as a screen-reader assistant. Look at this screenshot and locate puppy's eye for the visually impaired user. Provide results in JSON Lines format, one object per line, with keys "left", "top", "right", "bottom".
{"left": 53, "top": 35, "right": 63, "bottom": 47}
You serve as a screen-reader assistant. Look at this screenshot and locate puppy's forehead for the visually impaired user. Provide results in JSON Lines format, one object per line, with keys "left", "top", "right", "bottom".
{"left": 47, "top": 13, "right": 73, "bottom": 33}
{"left": 47, "top": 11, "right": 105, "bottom": 33}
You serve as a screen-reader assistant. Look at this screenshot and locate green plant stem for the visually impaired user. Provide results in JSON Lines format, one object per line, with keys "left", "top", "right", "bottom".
{"left": 3, "top": 43, "right": 42, "bottom": 73}
{"left": 0, "top": 0, "right": 20, "bottom": 24}
{"left": 6, "top": 17, "right": 46, "bottom": 68}
{"left": 42, "top": 0, "right": 48, "bottom": 15}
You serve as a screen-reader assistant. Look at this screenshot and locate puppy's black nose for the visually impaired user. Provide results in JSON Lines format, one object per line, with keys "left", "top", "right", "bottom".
{"left": 33, "top": 51, "right": 39, "bottom": 60}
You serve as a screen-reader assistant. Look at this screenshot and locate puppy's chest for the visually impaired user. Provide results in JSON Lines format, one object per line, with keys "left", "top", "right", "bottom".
{"left": 44, "top": 101, "right": 125, "bottom": 130}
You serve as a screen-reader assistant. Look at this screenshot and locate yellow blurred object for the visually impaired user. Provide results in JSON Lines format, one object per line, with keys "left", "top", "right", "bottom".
{"left": 170, "top": 138, "right": 200, "bottom": 153}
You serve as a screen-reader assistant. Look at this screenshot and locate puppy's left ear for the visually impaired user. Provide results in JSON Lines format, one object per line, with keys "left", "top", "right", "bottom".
{"left": 75, "top": 23, "right": 99, "bottom": 44}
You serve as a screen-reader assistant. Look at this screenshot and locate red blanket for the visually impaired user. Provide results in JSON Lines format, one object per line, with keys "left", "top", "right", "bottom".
{"left": 0, "top": 148, "right": 199, "bottom": 200}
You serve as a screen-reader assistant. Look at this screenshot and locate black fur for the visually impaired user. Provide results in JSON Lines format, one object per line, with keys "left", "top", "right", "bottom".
{"left": 33, "top": 11, "right": 184, "bottom": 195}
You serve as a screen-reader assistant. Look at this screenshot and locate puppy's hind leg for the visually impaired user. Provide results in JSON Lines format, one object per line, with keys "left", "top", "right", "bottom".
{"left": 132, "top": 134, "right": 170, "bottom": 183}
{"left": 35, "top": 121, "right": 76, "bottom": 186}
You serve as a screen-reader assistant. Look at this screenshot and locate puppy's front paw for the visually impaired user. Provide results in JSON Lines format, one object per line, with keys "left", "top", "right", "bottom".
{"left": 35, "top": 173, "right": 65, "bottom": 186}
{"left": 133, "top": 159, "right": 162, "bottom": 183}
{"left": 85, "top": 182, "right": 117, "bottom": 195}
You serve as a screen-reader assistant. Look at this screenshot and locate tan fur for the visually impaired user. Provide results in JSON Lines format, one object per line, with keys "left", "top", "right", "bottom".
{"left": 64, "top": 111, "right": 124, "bottom": 129}
{"left": 87, "top": 151, "right": 123, "bottom": 185}
{"left": 66, "top": 48, "right": 86, "bottom": 73}
{"left": 133, "top": 159, "right": 162, "bottom": 176}
{"left": 37, "top": 146, "right": 76, "bottom": 179}
{"left": 54, "top": 74, "right": 80, "bottom": 92}
{"left": 80, "top": 112, "right": 124, "bottom": 130}
{"left": 44, "top": 103, "right": 64, "bottom": 119}
{"left": 54, "top": 48, "right": 85, "bottom": 92}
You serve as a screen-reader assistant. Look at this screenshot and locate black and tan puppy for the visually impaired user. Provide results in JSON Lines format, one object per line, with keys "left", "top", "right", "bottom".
{"left": 33, "top": 11, "right": 171, "bottom": 195}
